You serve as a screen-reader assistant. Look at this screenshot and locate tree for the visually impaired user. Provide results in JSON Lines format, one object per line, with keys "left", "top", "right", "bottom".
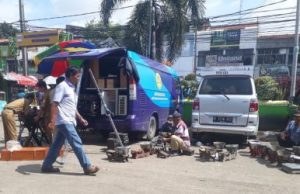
{"left": 255, "top": 76, "right": 284, "bottom": 100}
{"left": 0, "top": 23, "right": 18, "bottom": 39}
{"left": 82, "top": 20, "right": 124, "bottom": 46}
{"left": 100, "top": 0, "right": 205, "bottom": 62}
{"left": 181, "top": 73, "right": 199, "bottom": 99}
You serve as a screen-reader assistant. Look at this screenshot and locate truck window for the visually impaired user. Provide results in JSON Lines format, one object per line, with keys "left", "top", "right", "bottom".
{"left": 199, "top": 77, "right": 253, "bottom": 95}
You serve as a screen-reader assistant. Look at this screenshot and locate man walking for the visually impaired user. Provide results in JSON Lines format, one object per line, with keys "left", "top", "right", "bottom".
{"left": 41, "top": 67, "right": 99, "bottom": 175}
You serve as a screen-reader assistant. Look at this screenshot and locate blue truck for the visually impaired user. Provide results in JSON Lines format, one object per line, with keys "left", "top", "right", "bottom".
{"left": 41, "top": 48, "right": 182, "bottom": 139}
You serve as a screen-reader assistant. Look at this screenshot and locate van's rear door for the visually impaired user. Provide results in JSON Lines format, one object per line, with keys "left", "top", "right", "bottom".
{"left": 198, "top": 76, "right": 253, "bottom": 126}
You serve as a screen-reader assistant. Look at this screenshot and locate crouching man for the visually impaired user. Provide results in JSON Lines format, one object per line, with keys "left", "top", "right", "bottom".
{"left": 169, "top": 112, "right": 194, "bottom": 155}
{"left": 278, "top": 112, "right": 300, "bottom": 147}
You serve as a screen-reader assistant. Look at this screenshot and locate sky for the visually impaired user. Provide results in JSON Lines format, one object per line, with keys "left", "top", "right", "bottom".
{"left": 0, "top": 0, "right": 295, "bottom": 30}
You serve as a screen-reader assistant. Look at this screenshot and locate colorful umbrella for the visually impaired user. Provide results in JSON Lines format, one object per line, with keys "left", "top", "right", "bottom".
{"left": 35, "top": 40, "right": 96, "bottom": 76}
{"left": 3, "top": 72, "right": 38, "bottom": 86}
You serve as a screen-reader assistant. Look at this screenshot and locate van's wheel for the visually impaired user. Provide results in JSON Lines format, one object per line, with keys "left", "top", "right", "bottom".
{"left": 146, "top": 116, "right": 157, "bottom": 140}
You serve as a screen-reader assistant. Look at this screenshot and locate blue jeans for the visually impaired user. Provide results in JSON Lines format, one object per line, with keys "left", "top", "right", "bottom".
{"left": 42, "top": 124, "right": 91, "bottom": 169}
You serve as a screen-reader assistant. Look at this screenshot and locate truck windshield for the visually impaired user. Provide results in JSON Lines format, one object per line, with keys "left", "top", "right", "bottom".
{"left": 199, "top": 76, "right": 253, "bottom": 95}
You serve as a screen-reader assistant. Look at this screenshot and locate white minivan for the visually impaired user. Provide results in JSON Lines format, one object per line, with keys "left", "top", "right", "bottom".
{"left": 191, "top": 67, "right": 259, "bottom": 138}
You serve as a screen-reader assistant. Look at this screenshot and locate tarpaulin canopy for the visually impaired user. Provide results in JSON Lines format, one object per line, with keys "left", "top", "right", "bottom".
{"left": 3, "top": 72, "right": 38, "bottom": 86}
{"left": 37, "top": 48, "right": 126, "bottom": 77}
{"left": 35, "top": 40, "right": 97, "bottom": 76}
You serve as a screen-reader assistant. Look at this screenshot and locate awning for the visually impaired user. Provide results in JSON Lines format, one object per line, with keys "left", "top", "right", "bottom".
{"left": 37, "top": 48, "right": 126, "bottom": 76}
{"left": 41, "top": 48, "right": 126, "bottom": 61}
{"left": 3, "top": 72, "right": 38, "bottom": 86}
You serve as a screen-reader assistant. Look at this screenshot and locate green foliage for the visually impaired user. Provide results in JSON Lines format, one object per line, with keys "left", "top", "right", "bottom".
{"left": 0, "top": 23, "right": 18, "bottom": 39}
{"left": 181, "top": 73, "right": 199, "bottom": 99}
{"left": 100, "top": 0, "right": 205, "bottom": 62}
{"left": 83, "top": 20, "right": 124, "bottom": 45}
{"left": 255, "top": 76, "right": 284, "bottom": 100}
{"left": 185, "top": 73, "right": 196, "bottom": 81}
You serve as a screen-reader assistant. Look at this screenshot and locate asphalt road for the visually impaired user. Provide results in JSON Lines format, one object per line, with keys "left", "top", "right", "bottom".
{"left": 0, "top": 117, "right": 300, "bottom": 194}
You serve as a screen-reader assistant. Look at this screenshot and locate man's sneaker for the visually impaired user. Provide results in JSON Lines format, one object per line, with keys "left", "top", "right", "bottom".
{"left": 84, "top": 165, "right": 99, "bottom": 175}
{"left": 55, "top": 156, "right": 65, "bottom": 165}
{"left": 41, "top": 167, "right": 60, "bottom": 173}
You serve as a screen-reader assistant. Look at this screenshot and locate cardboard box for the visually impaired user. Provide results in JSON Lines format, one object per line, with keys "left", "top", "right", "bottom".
{"left": 106, "top": 79, "right": 115, "bottom": 88}
{"left": 120, "top": 69, "right": 127, "bottom": 88}
{"left": 97, "top": 79, "right": 105, "bottom": 88}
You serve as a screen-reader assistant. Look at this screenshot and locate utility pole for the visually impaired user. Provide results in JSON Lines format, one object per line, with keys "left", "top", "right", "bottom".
{"left": 19, "top": 0, "right": 28, "bottom": 76}
{"left": 290, "top": 0, "right": 300, "bottom": 98}
{"left": 147, "top": 0, "right": 153, "bottom": 58}
{"left": 193, "top": 27, "right": 197, "bottom": 73}
{"left": 239, "top": 0, "right": 243, "bottom": 24}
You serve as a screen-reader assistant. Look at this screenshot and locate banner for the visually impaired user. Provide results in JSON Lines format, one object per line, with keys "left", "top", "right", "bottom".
{"left": 17, "top": 30, "right": 59, "bottom": 47}
{"left": 197, "top": 66, "right": 254, "bottom": 77}
{"left": 211, "top": 29, "right": 240, "bottom": 48}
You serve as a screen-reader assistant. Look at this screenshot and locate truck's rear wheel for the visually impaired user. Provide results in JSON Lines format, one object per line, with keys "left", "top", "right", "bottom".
{"left": 146, "top": 116, "right": 157, "bottom": 140}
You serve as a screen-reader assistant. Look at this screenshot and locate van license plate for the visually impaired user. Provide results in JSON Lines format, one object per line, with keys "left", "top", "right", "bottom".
{"left": 213, "top": 116, "right": 233, "bottom": 123}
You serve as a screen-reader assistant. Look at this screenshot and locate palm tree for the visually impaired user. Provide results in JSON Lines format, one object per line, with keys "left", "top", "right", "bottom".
{"left": 100, "top": 0, "right": 205, "bottom": 62}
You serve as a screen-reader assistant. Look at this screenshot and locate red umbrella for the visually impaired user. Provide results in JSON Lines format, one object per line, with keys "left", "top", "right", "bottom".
{"left": 3, "top": 72, "right": 38, "bottom": 86}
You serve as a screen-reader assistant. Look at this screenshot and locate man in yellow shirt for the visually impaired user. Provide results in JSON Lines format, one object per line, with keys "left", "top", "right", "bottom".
{"left": 1, "top": 93, "right": 35, "bottom": 142}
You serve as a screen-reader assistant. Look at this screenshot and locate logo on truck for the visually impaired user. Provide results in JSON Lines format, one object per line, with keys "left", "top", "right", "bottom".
{"left": 155, "top": 73, "right": 162, "bottom": 90}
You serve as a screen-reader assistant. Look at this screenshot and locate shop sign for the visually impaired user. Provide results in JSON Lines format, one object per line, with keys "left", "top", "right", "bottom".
{"left": 211, "top": 29, "right": 240, "bottom": 48}
{"left": 17, "top": 30, "right": 59, "bottom": 47}
{"left": 197, "top": 66, "right": 254, "bottom": 77}
{"left": 206, "top": 54, "right": 243, "bottom": 66}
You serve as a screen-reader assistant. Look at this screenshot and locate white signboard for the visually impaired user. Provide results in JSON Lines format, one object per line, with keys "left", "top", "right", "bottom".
{"left": 197, "top": 66, "right": 254, "bottom": 77}
{"left": 205, "top": 55, "right": 243, "bottom": 67}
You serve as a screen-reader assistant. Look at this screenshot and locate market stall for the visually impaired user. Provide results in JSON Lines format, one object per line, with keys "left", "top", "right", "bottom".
{"left": 0, "top": 72, "right": 37, "bottom": 102}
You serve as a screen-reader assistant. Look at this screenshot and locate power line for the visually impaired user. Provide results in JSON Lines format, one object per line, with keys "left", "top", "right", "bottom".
{"left": 211, "top": 11, "right": 295, "bottom": 23}
{"left": 209, "top": 0, "right": 288, "bottom": 19}
{"left": 12, "top": 4, "right": 136, "bottom": 23}
{"left": 4, "top": 0, "right": 289, "bottom": 26}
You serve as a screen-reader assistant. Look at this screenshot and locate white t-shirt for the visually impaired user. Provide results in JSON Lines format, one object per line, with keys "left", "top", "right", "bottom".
{"left": 174, "top": 120, "right": 190, "bottom": 146}
{"left": 52, "top": 80, "right": 77, "bottom": 126}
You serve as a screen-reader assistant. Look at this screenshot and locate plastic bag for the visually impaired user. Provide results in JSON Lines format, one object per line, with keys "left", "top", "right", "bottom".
{"left": 6, "top": 140, "right": 22, "bottom": 152}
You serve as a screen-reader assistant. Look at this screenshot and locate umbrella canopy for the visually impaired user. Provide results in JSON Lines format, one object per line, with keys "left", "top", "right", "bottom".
{"left": 37, "top": 48, "right": 126, "bottom": 77}
{"left": 35, "top": 40, "right": 96, "bottom": 76}
{"left": 3, "top": 72, "right": 38, "bottom": 86}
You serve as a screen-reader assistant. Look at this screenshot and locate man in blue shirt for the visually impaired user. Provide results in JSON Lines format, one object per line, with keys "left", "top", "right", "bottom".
{"left": 278, "top": 112, "right": 300, "bottom": 147}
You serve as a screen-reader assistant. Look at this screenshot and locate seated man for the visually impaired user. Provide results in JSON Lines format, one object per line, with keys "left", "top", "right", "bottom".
{"left": 1, "top": 93, "right": 35, "bottom": 143}
{"left": 160, "top": 115, "right": 174, "bottom": 134}
{"left": 165, "top": 112, "right": 193, "bottom": 155}
{"left": 34, "top": 80, "right": 52, "bottom": 142}
{"left": 278, "top": 112, "right": 300, "bottom": 147}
